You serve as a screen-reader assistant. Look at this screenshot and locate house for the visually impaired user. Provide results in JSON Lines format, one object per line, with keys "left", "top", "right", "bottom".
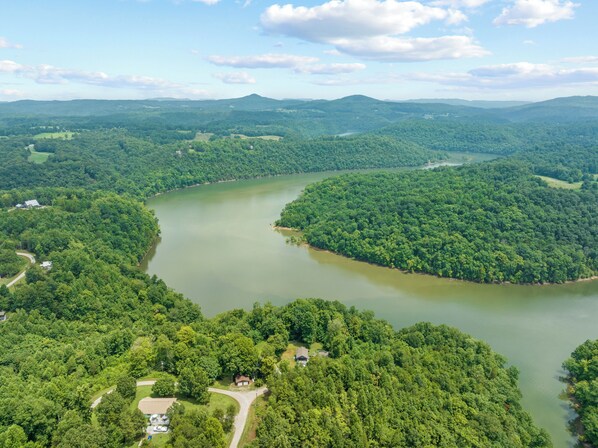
{"left": 24, "top": 200, "right": 41, "bottom": 208}
{"left": 295, "top": 347, "right": 309, "bottom": 366}
{"left": 0, "top": 311, "right": 6, "bottom": 322}
{"left": 234, "top": 375, "right": 252, "bottom": 387}
{"left": 40, "top": 261, "right": 53, "bottom": 270}
{"left": 138, "top": 397, "right": 177, "bottom": 417}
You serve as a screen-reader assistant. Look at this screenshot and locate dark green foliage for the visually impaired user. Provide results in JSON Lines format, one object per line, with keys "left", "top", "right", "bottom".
{"left": 252, "top": 308, "right": 551, "bottom": 448}
{"left": 0, "top": 249, "right": 25, "bottom": 278}
{"left": 116, "top": 375, "right": 137, "bottom": 402}
{"left": 152, "top": 377, "right": 176, "bottom": 397}
{"left": 277, "top": 161, "right": 597, "bottom": 283}
{"left": 563, "top": 340, "right": 598, "bottom": 446}
{"left": 178, "top": 366, "right": 210, "bottom": 404}
{"left": 168, "top": 407, "right": 226, "bottom": 448}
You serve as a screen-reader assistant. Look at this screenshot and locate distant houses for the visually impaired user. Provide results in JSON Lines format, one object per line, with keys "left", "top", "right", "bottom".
{"left": 295, "top": 347, "right": 309, "bottom": 366}
{"left": 16, "top": 199, "right": 41, "bottom": 209}
{"left": 40, "top": 261, "right": 53, "bottom": 270}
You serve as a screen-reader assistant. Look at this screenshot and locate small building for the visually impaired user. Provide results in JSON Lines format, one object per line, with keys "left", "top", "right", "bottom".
{"left": 234, "top": 375, "right": 252, "bottom": 387}
{"left": 295, "top": 347, "right": 309, "bottom": 366}
{"left": 138, "top": 397, "right": 177, "bottom": 416}
{"left": 40, "top": 261, "right": 53, "bottom": 270}
{"left": 0, "top": 311, "right": 6, "bottom": 322}
{"left": 317, "top": 350, "right": 330, "bottom": 358}
{"left": 25, "top": 200, "right": 41, "bottom": 208}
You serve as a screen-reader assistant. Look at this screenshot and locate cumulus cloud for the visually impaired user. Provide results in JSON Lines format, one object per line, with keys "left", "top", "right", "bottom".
{"left": 261, "top": 0, "right": 462, "bottom": 41}
{"left": 0, "top": 37, "right": 22, "bottom": 49}
{"left": 408, "top": 62, "right": 598, "bottom": 89}
{"left": 259, "top": 0, "right": 488, "bottom": 62}
{"left": 333, "top": 35, "right": 488, "bottom": 61}
{"left": 493, "top": 0, "right": 578, "bottom": 28}
{"left": 214, "top": 71, "right": 257, "bottom": 84}
{"left": 207, "top": 53, "right": 366, "bottom": 74}
{"left": 207, "top": 53, "right": 319, "bottom": 69}
{"left": 192, "top": 0, "right": 221, "bottom": 5}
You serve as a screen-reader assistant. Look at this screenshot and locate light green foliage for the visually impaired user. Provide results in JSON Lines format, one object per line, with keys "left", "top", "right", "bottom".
{"left": 178, "top": 366, "right": 210, "bottom": 404}
{"left": 152, "top": 377, "right": 176, "bottom": 397}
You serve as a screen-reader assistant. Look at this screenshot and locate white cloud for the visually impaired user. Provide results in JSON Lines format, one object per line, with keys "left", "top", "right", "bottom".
{"left": 323, "top": 49, "right": 342, "bottom": 56}
{"left": 0, "top": 89, "right": 23, "bottom": 98}
{"left": 562, "top": 56, "right": 598, "bottom": 64}
{"left": 192, "top": 0, "right": 221, "bottom": 5}
{"left": 296, "top": 63, "right": 366, "bottom": 74}
{"left": 0, "top": 37, "right": 22, "bottom": 49}
{"left": 207, "top": 53, "right": 319, "bottom": 69}
{"left": 0, "top": 59, "right": 210, "bottom": 98}
{"left": 333, "top": 35, "right": 489, "bottom": 61}
{"left": 214, "top": 71, "right": 257, "bottom": 84}
{"left": 408, "top": 62, "right": 598, "bottom": 89}
{"left": 261, "top": 0, "right": 462, "bottom": 41}
{"left": 259, "top": 0, "right": 489, "bottom": 62}
{"left": 207, "top": 53, "right": 366, "bottom": 75}
{"left": 523, "top": 39, "right": 536, "bottom": 45}
{"left": 493, "top": 0, "right": 578, "bottom": 28}
{"left": 431, "top": 0, "right": 489, "bottom": 7}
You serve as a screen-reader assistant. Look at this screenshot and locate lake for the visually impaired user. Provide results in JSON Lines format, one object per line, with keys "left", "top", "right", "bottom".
{"left": 142, "top": 157, "right": 598, "bottom": 447}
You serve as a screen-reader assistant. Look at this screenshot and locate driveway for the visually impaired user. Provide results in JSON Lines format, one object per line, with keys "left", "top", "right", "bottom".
{"left": 91, "top": 380, "right": 267, "bottom": 448}
{"left": 6, "top": 252, "right": 36, "bottom": 288}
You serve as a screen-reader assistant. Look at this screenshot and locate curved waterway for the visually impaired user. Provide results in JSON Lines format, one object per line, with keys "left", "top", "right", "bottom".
{"left": 142, "top": 157, "right": 597, "bottom": 447}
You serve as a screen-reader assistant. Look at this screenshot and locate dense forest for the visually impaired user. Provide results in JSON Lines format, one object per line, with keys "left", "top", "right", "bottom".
{"left": 1, "top": 96, "right": 597, "bottom": 446}
{"left": 0, "top": 189, "right": 551, "bottom": 447}
{"left": 277, "top": 161, "right": 597, "bottom": 283}
{"left": 563, "top": 340, "right": 598, "bottom": 447}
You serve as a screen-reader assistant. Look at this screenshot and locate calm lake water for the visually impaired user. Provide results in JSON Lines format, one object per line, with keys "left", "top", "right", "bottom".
{"left": 143, "top": 157, "right": 598, "bottom": 447}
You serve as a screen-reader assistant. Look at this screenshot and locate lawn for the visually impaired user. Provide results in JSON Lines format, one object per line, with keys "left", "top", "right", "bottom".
{"left": 28, "top": 149, "right": 51, "bottom": 164}
{"left": 281, "top": 341, "right": 324, "bottom": 368}
{"left": 33, "top": 131, "right": 75, "bottom": 139}
{"left": 193, "top": 131, "right": 214, "bottom": 142}
{"left": 230, "top": 134, "right": 282, "bottom": 141}
{"left": 536, "top": 175, "right": 583, "bottom": 190}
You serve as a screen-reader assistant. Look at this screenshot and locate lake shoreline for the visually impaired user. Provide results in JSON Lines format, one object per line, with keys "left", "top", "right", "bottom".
{"left": 273, "top": 226, "right": 598, "bottom": 287}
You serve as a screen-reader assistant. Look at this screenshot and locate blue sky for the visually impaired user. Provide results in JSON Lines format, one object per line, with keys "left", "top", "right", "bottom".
{"left": 1, "top": 0, "right": 597, "bottom": 101}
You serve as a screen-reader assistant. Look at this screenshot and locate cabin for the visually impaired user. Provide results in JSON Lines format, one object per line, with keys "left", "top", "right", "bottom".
{"left": 295, "top": 347, "right": 309, "bottom": 366}
{"left": 0, "top": 311, "right": 6, "bottom": 322}
{"left": 40, "top": 261, "right": 53, "bottom": 270}
{"left": 234, "top": 375, "right": 252, "bottom": 387}
{"left": 24, "top": 200, "right": 40, "bottom": 208}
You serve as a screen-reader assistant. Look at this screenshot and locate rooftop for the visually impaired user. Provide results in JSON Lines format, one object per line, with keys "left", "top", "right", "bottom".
{"left": 138, "top": 397, "right": 177, "bottom": 415}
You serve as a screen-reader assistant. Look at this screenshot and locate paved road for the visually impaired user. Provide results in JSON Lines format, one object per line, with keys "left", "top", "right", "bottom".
{"left": 6, "top": 252, "right": 35, "bottom": 288}
{"left": 91, "top": 380, "right": 267, "bottom": 448}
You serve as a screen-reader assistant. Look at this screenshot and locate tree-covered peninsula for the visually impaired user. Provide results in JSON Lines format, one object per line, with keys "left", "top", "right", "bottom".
{"left": 277, "top": 161, "right": 597, "bottom": 284}
{"left": 563, "top": 339, "right": 598, "bottom": 447}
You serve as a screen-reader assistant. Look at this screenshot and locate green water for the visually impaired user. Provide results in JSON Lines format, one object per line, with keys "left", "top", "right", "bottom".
{"left": 143, "top": 162, "right": 597, "bottom": 447}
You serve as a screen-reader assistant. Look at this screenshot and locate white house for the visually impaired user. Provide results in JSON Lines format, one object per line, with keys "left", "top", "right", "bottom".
{"left": 41, "top": 261, "right": 53, "bottom": 270}
{"left": 24, "top": 200, "right": 40, "bottom": 208}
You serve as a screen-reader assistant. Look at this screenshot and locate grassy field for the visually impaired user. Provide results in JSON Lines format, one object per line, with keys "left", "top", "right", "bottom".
{"left": 28, "top": 149, "right": 51, "bottom": 164}
{"left": 193, "top": 132, "right": 214, "bottom": 142}
{"left": 230, "top": 134, "right": 282, "bottom": 141}
{"left": 33, "top": 131, "right": 75, "bottom": 139}
{"left": 536, "top": 175, "right": 583, "bottom": 190}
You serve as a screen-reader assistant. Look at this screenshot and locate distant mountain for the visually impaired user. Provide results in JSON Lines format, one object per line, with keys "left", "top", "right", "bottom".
{"left": 404, "top": 99, "right": 531, "bottom": 109}
{"left": 497, "top": 96, "right": 598, "bottom": 122}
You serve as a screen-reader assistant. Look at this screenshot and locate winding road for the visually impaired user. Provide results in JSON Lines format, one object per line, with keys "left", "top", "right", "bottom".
{"left": 6, "top": 252, "right": 35, "bottom": 288}
{"left": 91, "top": 380, "right": 267, "bottom": 448}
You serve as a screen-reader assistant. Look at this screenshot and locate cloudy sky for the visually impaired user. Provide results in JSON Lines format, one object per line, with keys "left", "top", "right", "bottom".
{"left": 1, "top": 0, "right": 597, "bottom": 101}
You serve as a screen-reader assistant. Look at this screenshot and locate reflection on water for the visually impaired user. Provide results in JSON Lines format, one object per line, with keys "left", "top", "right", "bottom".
{"left": 143, "top": 159, "right": 596, "bottom": 448}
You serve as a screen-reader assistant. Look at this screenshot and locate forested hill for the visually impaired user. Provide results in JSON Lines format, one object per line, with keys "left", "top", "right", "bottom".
{"left": 0, "top": 132, "right": 442, "bottom": 198}
{"left": 0, "top": 192, "right": 551, "bottom": 447}
{"left": 277, "top": 161, "right": 598, "bottom": 284}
